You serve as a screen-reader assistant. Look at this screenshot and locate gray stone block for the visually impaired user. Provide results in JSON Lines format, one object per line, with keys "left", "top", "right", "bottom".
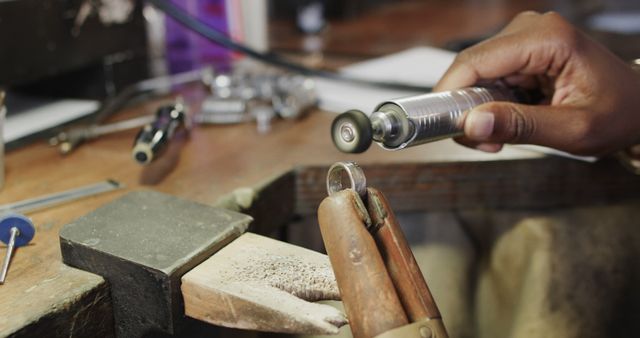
{"left": 60, "top": 190, "right": 252, "bottom": 337}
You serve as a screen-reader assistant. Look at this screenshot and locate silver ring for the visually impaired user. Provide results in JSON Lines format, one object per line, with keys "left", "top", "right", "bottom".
{"left": 326, "top": 161, "right": 367, "bottom": 198}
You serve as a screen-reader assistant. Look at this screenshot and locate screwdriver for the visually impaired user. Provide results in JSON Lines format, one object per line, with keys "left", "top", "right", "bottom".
{"left": 132, "top": 103, "right": 188, "bottom": 165}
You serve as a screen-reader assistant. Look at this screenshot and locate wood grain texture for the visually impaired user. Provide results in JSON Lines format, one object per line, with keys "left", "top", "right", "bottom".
{"left": 6, "top": 279, "right": 115, "bottom": 338}
{"left": 3, "top": 0, "right": 640, "bottom": 334}
{"left": 1, "top": 102, "right": 639, "bottom": 336}
{"left": 181, "top": 232, "right": 345, "bottom": 335}
{"left": 2, "top": 101, "right": 640, "bottom": 336}
{"left": 367, "top": 188, "right": 443, "bottom": 324}
{"left": 1, "top": 101, "right": 524, "bottom": 335}
{"left": 295, "top": 158, "right": 640, "bottom": 216}
{"left": 270, "top": 0, "right": 552, "bottom": 59}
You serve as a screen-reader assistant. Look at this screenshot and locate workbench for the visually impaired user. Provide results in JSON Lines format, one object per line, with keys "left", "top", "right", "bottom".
{"left": 3, "top": 1, "right": 640, "bottom": 337}
{"left": 3, "top": 103, "right": 640, "bottom": 337}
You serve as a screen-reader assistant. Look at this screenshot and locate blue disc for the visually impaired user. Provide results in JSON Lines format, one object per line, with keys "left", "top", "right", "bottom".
{"left": 0, "top": 213, "right": 35, "bottom": 247}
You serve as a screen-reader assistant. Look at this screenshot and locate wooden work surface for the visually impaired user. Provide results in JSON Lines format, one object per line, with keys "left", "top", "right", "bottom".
{"left": 0, "top": 93, "right": 512, "bottom": 334}
{"left": 2, "top": 101, "right": 640, "bottom": 336}
{"left": 3, "top": 0, "right": 640, "bottom": 336}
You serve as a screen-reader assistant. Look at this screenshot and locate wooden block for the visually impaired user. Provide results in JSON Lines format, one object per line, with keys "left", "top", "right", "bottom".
{"left": 181, "top": 232, "right": 346, "bottom": 335}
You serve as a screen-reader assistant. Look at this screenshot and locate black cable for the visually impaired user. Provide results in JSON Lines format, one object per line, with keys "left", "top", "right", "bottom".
{"left": 147, "top": 0, "right": 433, "bottom": 93}
{"left": 92, "top": 68, "right": 203, "bottom": 124}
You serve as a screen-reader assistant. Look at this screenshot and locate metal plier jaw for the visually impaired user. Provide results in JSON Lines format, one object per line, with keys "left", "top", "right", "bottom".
{"left": 319, "top": 162, "right": 449, "bottom": 338}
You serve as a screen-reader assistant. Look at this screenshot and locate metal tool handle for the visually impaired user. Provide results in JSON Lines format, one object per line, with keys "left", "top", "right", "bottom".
{"left": 332, "top": 86, "right": 540, "bottom": 153}
{"left": 373, "top": 86, "right": 516, "bottom": 150}
{"left": 132, "top": 103, "right": 188, "bottom": 165}
{"left": 0, "top": 227, "right": 18, "bottom": 284}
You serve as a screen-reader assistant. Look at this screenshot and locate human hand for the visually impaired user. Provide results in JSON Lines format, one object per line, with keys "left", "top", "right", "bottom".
{"left": 435, "top": 11, "right": 640, "bottom": 156}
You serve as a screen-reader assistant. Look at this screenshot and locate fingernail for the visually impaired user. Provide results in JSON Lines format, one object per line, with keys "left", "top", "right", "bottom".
{"left": 476, "top": 143, "right": 503, "bottom": 153}
{"left": 466, "top": 111, "right": 494, "bottom": 141}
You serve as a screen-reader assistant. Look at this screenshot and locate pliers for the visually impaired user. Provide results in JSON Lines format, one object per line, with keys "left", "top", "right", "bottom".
{"left": 318, "top": 161, "right": 449, "bottom": 338}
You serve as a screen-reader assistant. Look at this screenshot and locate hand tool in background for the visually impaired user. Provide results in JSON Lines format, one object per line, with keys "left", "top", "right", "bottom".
{"left": 60, "top": 191, "right": 346, "bottom": 337}
{"left": 318, "top": 161, "right": 449, "bottom": 338}
{"left": 50, "top": 68, "right": 209, "bottom": 155}
{"left": 49, "top": 66, "right": 316, "bottom": 156}
{"left": 49, "top": 114, "right": 155, "bottom": 154}
{"left": 132, "top": 102, "right": 190, "bottom": 165}
{"left": 0, "top": 180, "right": 123, "bottom": 215}
{"left": 331, "top": 86, "right": 540, "bottom": 153}
{"left": 0, "top": 213, "right": 35, "bottom": 284}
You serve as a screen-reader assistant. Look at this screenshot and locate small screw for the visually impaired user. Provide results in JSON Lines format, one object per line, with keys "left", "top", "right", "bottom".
{"left": 419, "top": 326, "right": 432, "bottom": 338}
{"left": 340, "top": 123, "right": 356, "bottom": 142}
{"left": 0, "top": 214, "right": 36, "bottom": 284}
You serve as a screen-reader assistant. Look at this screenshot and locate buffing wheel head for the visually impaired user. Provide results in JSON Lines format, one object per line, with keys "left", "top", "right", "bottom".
{"left": 331, "top": 110, "right": 373, "bottom": 153}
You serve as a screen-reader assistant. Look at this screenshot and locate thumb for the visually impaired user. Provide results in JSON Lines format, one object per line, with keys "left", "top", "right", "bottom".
{"left": 463, "top": 101, "right": 589, "bottom": 151}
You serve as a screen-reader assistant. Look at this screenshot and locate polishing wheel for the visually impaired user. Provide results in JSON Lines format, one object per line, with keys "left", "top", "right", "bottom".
{"left": 331, "top": 110, "right": 373, "bottom": 153}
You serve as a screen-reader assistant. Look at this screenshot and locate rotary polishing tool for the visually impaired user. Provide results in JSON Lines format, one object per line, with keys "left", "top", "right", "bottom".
{"left": 331, "top": 86, "right": 540, "bottom": 153}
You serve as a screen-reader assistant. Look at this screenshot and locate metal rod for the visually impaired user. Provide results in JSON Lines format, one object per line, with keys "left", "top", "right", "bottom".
{"left": 89, "top": 115, "right": 156, "bottom": 138}
{"left": 0, "top": 180, "right": 123, "bottom": 214}
{"left": 0, "top": 227, "right": 18, "bottom": 284}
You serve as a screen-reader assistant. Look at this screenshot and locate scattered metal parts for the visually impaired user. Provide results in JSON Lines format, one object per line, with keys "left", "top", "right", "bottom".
{"left": 0, "top": 213, "right": 36, "bottom": 284}
{"left": 251, "top": 104, "right": 276, "bottom": 134}
{"left": 0, "top": 180, "right": 123, "bottom": 215}
{"left": 132, "top": 103, "right": 189, "bottom": 165}
{"left": 51, "top": 66, "right": 314, "bottom": 155}
{"left": 272, "top": 74, "right": 317, "bottom": 119}
{"left": 49, "top": 66, "right": 314, "bottom": 155}
{"left": 326, "top": 161, "right": 367, "bottom": 199}
{"left": 195, "top": 98, "right": 248, "bottom": 124}
{"left": 198, "top": 68, "right": 318, "bottom": 131}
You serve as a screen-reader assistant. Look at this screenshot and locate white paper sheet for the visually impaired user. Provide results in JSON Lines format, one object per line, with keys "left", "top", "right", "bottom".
{"left": 4, "top": 99, "right": 99, "bottom": 143}
{"left": 315, "top": 46, "right": 455, "bottom": 113}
